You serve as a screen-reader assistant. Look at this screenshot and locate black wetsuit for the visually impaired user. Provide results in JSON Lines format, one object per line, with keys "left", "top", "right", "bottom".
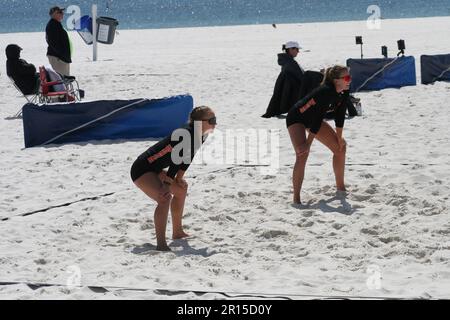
{"left": 130, "top": 125, "right": 206, "bottom": 182}
{"left": 286, "top": 84, "right": 347, "bottom": 134}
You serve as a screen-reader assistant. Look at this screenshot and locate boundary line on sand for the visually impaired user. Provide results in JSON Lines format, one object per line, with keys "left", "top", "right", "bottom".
{"left": 0, "top": 192, "right": 116, "bottom": 222}
{"left": 1, "top": 163, "right": 446, "bottom": 222}
{"left": 0, "top": 280, "right": 417, "bottom": 300}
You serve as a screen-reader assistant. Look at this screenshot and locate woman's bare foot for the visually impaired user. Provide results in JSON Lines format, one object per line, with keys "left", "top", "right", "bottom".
{"left": 291, "top": 202, "right": 309, "bottom": 209}
{"left": 336, "top": 189, "right": 349, "bottom": 199}
{"left": 156, "top": 245, "right": 171, "bottom": 251}
{"left": 172, "top": 231, "right": 190, "bottom": 239}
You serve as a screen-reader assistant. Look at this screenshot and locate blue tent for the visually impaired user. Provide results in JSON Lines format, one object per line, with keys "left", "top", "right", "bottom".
{"left": 347, "top": 56, "right": 417, "bottom": 92}
{"left": 420, "top": 54, "right": 450, "bottom": 85}
{"left": 22, "top": 95, "right": 193, "bottom": 148}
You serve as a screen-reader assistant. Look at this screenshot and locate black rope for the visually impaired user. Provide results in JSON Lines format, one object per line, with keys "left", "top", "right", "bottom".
{"left": 0, "top": 280, "right": 413, "bottom": 300}
{"left": 1, "top": 192, "right": 116, "bottom": 222}
{"left": 213, "top": 163, "right": 443, "bottom": 168}
{"left": 0, "top": 167, "right": 237, "bottom": 222}
{"left": 2, "top": 162, "right": 444, "bottom": 222}
{"left": 289, "top": 163, "right": 442, "bottom": 167}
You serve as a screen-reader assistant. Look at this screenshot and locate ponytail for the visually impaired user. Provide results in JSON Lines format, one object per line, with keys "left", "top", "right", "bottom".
{"left": 321, "top": 65, "right": 348, "bottom": 86}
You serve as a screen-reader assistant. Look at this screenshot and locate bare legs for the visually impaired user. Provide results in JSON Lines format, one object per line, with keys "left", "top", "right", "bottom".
{"left": 168, "top": 176, "right": 189, "bottom": 239}
{"left": 314, "top": 121, "right": 346, "bottom": 191}
{"left": 134, "top": 172, "right": 171, "bottom": 250}
{"left": 288, "top": 121, "right": 347, "bottom": 203}
{"left": 134, "top": 171, "right": 189, "bottom": 251}
{"left": 288, "top": 123, "right": 309, "bottom": 204}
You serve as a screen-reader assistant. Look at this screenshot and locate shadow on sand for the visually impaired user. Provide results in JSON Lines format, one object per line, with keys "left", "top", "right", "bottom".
{"left": 132, "top": 239, "right": 216, "bottom": 257}
{"left": 293, "top": 193, "right": 357, "bottom": 215}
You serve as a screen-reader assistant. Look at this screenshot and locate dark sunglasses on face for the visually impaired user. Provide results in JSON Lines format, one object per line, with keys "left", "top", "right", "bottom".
{"left": 204, "top": 116, "right": 217, "bottom": 125}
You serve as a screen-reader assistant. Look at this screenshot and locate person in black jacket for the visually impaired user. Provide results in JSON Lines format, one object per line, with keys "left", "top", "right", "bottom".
{"left": 262, "top": 41, "right": 305, "bottom": 118}
{"left": 5, "top": 44, "right": 40, "bottom": 95}
{"left": 130, "top": 106, "right": 217, "bottom": 251}
{"left": 46, "top": 6, "right": 72, "bottom": 76}
{"left": 299, "top": 70, "right": 325, "bottom": 100}
{"left": 286, "top": 65, "right": 351, "bottom": 205}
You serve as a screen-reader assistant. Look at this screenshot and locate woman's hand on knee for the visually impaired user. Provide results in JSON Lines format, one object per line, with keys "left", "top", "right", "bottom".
{"left": 171, "top": 178, "right": 188, "bottom": 197}
{"left": 175, "top": 177, "right": 188, "bottom": 190}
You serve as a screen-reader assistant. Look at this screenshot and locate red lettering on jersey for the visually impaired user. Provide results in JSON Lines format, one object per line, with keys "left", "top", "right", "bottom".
{"left": 299, "top": 98, "right": 316, "bottom": 113}
{"left": 147, "top": 145, "right": 173, "bottom": 164}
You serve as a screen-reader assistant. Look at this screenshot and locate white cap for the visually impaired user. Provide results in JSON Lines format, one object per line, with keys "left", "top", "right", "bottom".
{"left": 285, "top": 41, "right": 301, "bottom": 49}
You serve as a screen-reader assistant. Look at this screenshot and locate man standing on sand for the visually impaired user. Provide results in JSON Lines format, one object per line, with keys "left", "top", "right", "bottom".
{"left": 46, "top": 6, "right": 72, "bottom": 76}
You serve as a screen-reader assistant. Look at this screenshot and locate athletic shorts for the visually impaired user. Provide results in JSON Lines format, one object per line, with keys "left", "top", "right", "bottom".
{"left": 130, "top": 157, "right": 161, "bottom": 182}
{"left": 286, "top": 107, "right": 306, "bottom": 128}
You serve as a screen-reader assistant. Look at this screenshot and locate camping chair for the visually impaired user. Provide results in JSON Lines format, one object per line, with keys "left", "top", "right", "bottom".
{"left": 38, "top": 66, "right": 82, "bottom": 103}
{"left": 8, "top": 76, "right": 41, "bottom": 117}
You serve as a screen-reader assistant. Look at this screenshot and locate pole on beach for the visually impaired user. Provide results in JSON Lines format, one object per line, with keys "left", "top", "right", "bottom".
{"left": 92, "top": 4, "right": 98, "bottom": 61}
{"left": 355, "top": 36, "right": 363, "bottom": 59}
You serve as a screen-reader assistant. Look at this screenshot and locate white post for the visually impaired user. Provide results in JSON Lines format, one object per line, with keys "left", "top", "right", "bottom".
{"left": 92, "top": 4, "right": 98, "bottom": 61}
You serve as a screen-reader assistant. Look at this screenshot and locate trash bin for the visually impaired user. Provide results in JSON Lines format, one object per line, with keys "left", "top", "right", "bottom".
{"left": 96, "top": 17, "right": 119, "bottom": 44}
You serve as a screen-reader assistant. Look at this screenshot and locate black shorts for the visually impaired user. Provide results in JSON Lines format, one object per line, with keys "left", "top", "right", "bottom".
{"left": 130, "top": 157, "right": 161, "bottom": 182}
{"left": 286, "top": 107, "right": 305, "bottom": 128}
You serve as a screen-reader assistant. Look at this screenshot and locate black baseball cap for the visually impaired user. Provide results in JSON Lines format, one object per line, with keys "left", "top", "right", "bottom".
{"left": 49, "top": 6, "right": 65, "bottom": 15}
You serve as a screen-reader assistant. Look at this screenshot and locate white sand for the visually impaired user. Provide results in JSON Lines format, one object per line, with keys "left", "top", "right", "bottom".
{"left": 0, "top": 16, "right": 449, "bottom": 299}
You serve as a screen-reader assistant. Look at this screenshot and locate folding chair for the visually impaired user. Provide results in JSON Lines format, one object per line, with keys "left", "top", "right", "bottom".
{"left": 7, "top": 76, "right": 41, "bottom": 118}
{"left": 38, "top": 66, "right": 82, "bottom": 103}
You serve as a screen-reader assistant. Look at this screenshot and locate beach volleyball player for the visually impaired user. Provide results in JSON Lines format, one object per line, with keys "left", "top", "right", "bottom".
{"left": 130, "top": 107, "right": 217, "bottom": 251}
{"left": 286, "top": 65, "right": 352, "bottom": 204}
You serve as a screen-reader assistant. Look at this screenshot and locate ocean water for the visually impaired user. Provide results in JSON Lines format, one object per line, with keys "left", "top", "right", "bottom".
{"left": 0, "top": 0, "right": 449, "bottom": 33}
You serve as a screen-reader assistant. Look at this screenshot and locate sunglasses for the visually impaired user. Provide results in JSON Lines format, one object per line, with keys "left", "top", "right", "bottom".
{"left": 204, "top": 116, "right": 217, "bottom": 125}
{"left": 340, "top": 74, "right": 352, "bottom": 82}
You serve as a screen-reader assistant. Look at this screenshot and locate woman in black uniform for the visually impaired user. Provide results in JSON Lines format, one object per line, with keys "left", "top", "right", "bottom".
{"left": 130, "top": 106, "right": 217, "bottom": 251}
{"left": 286, "top": 65, "right": 351, "bottom": 204}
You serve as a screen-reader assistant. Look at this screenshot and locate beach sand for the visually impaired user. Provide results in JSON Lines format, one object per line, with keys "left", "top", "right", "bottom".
{"left": 0, "top": 16, "right": 449, "bottom": 299}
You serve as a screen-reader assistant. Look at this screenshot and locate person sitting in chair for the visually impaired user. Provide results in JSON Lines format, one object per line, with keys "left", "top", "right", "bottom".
{"left": 6, "top": 44, "right": 84, "bottom": 103}
{"left": 5, "top": 44, "right": 40, "bottom": 95}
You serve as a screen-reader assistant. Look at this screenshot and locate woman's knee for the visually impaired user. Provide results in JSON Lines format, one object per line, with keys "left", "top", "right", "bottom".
{"left": 157, "top": 193, "right": 173, "bottom": 206}
{"left": 295, "top": 153, "right": 309, "bottom": 161}
{"left": 173, "top": 183, "right": 188, "bottom": 198}
{"left": 295, "top": 148, "right": 309, "bottom": 160}
{"left": 333, "top": 144, "right": 346, "bottom": 156}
